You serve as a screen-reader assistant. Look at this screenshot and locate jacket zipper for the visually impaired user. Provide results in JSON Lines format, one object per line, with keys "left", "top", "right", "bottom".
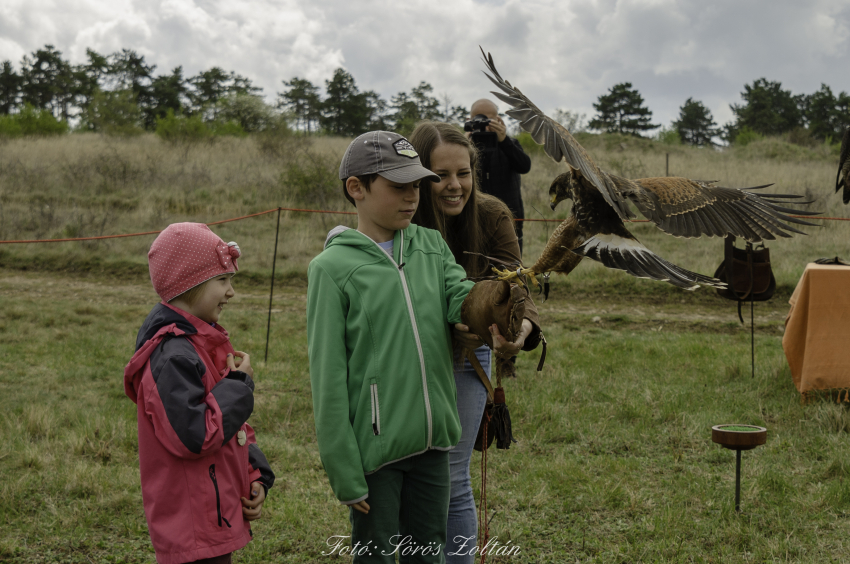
{"left": 370, "top": 383, "right": 381, "bottom": 435}
{"left": 208, "top": 464, "right": 232, "bottom": 528}
{"left": 377, "top": 231, "right": 433, "bottom": 447}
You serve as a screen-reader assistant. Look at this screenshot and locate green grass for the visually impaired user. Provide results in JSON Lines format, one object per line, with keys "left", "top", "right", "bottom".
{"left": 4, "top": 269, "right": 850, "bottom": 563}
{"left": 2, "top": 132, "right": 850, "bottom": 562}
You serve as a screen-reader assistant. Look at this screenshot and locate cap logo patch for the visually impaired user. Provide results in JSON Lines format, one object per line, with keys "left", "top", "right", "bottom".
{"left": 393, "top": 138, "right": 418, "bottom": 158}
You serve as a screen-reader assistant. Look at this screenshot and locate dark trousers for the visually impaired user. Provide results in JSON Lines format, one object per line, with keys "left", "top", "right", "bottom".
{"left": 189, "top": 553, "right": 232, "bottom": 564}
{"left": 350, "top": 449, "right": 450, "bottom": 563}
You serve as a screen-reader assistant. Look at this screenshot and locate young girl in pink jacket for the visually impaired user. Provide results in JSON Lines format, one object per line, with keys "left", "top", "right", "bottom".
{"left": 125, "top": 223, "right": 274, "bottom": 564}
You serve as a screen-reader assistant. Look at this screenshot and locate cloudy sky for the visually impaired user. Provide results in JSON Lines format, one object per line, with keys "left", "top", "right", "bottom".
{"left": 1, "top": 0, "right": 849, "bottom": 130}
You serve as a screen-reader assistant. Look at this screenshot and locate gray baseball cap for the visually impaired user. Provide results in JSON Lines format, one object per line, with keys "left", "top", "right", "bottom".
{"left": 339, "top": 131, "right": 440, "bottom": 184}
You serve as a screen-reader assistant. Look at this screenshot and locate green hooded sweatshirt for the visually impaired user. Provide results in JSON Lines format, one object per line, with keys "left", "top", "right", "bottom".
{"left": 307, "top": 224, "right": 474, "bottom": 504}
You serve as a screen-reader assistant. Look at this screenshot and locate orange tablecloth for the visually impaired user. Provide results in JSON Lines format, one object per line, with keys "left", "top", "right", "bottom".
{"left": 783, "top": 263, "right": 850, "bottom": 400}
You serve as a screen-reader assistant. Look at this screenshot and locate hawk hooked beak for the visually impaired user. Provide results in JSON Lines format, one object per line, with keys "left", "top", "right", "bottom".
{"left": 549, "top": 171, "right": 573, "bottom": 211}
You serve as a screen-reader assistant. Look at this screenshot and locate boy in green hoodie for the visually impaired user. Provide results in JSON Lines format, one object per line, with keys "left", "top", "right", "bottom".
{"left": 308, "top": 131, "right": 493, "bottom": 562}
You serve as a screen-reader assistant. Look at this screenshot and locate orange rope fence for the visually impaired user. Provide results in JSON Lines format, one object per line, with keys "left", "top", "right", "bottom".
{"left": 0, "top": 205, "right": 847, "bottom": 244}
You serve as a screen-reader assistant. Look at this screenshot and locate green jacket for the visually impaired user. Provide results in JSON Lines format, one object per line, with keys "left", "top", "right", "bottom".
{"left": 307, "top": 224, "right": 473, "bottom": 504}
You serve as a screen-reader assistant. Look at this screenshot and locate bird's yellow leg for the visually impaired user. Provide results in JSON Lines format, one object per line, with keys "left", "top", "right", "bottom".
{"left": 492, "top": 266, "right": 540, "bottom": 288}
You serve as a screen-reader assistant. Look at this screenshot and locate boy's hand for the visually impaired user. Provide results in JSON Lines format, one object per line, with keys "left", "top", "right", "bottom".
{"left": 241, "top": 481, "right": 266, "bottom": 521}
{"left": 453, "top": 323, "right": 481, "bottom": 349}
{"left": 349, "top": 500, "right": 370, "bottom": 515}
{"left": 227, "top": 351, "right": 253, "bottom": 377}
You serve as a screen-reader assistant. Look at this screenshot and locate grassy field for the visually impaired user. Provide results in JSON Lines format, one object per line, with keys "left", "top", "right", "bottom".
{"left": 2, "top": 132, "right": 850, "bottom": 562}
{"left": 0, "top": 132, "right": 846, "bottom": 288}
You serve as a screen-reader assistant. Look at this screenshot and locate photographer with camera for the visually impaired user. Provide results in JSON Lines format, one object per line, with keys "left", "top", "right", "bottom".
{"left": 465, "top": 99, "right": 531, "bottom": 253}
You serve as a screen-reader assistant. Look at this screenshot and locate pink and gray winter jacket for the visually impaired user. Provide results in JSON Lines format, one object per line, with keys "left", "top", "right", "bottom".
{"left": 124, "top": 302, "right": 274, "bottom": 564}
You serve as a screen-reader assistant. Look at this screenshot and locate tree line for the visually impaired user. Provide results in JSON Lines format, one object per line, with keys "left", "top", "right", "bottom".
{"left": 0, "top": 44, "right": 466, "bottom": 138}
{"left": 1, "top": 44, "right": 848, "bottom": 145}
{"left": 583, "top": 79, "right": 849, "bottom": 146}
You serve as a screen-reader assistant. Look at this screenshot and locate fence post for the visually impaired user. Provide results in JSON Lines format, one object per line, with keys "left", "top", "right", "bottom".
{"left": 265, "top": 208, "right": 282, "bottom": 363}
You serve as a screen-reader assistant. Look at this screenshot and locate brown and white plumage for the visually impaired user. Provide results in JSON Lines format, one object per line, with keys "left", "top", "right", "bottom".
{"left": 480, "top": 49, "right": 819, "bottom": 290}
{"left": 837, "top": 126, "right": 850, "bottom": 205}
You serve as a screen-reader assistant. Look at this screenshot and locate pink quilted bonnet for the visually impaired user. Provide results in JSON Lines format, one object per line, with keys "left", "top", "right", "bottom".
{"left": 148, "top": 222, "right": 241, "bottom": 302}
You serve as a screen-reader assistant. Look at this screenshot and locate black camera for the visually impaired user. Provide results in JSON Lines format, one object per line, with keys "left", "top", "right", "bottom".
{"left": 463, "top": 114, "right": 491, "bottom": 133}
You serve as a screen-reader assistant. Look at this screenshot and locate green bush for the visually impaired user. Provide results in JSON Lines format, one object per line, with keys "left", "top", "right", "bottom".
{"left": 218, "top": 93, "right": 275, "bottom": 133}
{"left": 0, "top": 105, "right": 68, "bottom": 137}
{"left": 82, "top": 89, "right": 144, "bottom": 137}
{"left": 0, "top": 115, "right": 23, "bottom": 137}
{"left": 155, "top": 109, "right": 212, "bottom": 144}
{"left": 655, "top": 127, "right": 681, "bottom": 145}
{"left": 734, "top": 126, "right": 763, "bottom": 147}
{"left": 282, "top": 148, "right": 339, "bottom": 207}
{"left": 210, "top": 120, "right": 247, "bottom": 137}
{"left": 516, "top": 131, "right": 543, "bottom": 155}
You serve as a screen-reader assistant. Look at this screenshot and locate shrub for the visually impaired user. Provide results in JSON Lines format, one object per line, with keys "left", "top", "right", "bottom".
{"left": 516, "top": 131, "right": 543, "bottom": 155}
{"left": 0, "top": 115, "right": 23, "bottom": 138}
{"left": 155, "top": 110, "right": 212, "bottom": 144}
{"left": 282, "top": 148, "right": 338, "bottom": 208}
{"left": 81, "top": 89, "right": 144, "bottom": 137}
{"left": 734, "top": 126, "right": 763, "bottom": 147}
{"left": 210, "top": 120, "right": 247, "bottom": 137}
{"left": 786, "top": 126, "right": 818, "bottom": 148}
{"left": 218, "top": 93, "right": 276, "bottom": 133}
{"left": 17, "top": 105, "right": 69, "bottom": 136}
{"left": 0, "top": 105, "right": 68, "bottom": 137}
{"left": 655, "top": 127, "right": 681, "bottom": 145}
{"left": 255, "top": 118, "right": 299, "bottom": 161}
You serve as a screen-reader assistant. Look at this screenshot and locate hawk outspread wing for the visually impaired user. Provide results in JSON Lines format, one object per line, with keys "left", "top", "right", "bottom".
{"left": 480, "top": 48, "right": 632, "bottom": 220}
{"left": 480, "top": 48, "right": 819, "bottom": 291}
{"left": 612, "top": 176, "right": 819, "bottom": 241}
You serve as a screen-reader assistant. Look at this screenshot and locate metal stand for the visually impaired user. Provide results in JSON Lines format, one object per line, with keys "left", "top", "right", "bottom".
{"left": 751, "top": 297, "right": 755, "bottom": 379}
{"left": 735, "top": 449, "right": 742, "bottom": 513}
{"left": 264, "top": 208, "right": 282, "bottom": 363}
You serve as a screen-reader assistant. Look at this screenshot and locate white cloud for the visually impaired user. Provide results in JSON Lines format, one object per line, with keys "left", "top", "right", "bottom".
{"left": 0, "top": 0, "right": 848, "bottom": 130}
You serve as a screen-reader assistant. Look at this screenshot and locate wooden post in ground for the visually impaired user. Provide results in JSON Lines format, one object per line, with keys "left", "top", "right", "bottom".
{"left": 265, "top": 208, "right": 282, "bottom": 363}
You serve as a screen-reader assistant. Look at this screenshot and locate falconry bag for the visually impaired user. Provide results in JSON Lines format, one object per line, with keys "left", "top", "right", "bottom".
{"left": 714, "top": 235, "right": 775, "bottom": 320}
{"left": 461, "top": 280, "right": 526, "bottom": 451}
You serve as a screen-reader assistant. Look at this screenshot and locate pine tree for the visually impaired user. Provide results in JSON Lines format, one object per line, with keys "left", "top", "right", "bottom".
{"left": 321, "top": 68, "right": 372, "bottom": 136}
{"left": 672, "top": 98, "right": 719, "bottom": 146}
{"left": 803, "top": 84, "right": 847, "bottom": 141}
{"left": 278, "top": 77, "right": 322, "bottom": 133}
{"left": 187, "top": 68, "right": 259, "bottom": 121}
{"left": 19, "top": 45, "right": 75, "bottom": 120}
{"left": 389, "top": 82, "right": 440, "bottom": 136}
{"left": 145, "top": 67, "right": 188, "bottom": 129}
{"left": 0, "top": 61, "right": 21, "bottom": 114}
{"left": 729, "top": 78, "right": 803, "bottom": 138}
{"left": 589, "top": 82, "right": 658, "bottom": 136}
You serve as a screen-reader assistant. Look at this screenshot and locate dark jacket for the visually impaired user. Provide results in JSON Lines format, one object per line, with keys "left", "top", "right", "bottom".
{"left": 478, "top": 136, "right": 531, "bottom": 219}
{"left": 124, "top": 303, "right": 274, "bottom": 564}
{"left": 476, "top": 194, "right": 541, "bottom": 349}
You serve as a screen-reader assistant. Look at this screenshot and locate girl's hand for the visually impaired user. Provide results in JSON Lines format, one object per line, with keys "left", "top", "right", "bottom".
{"left": 227, "top": 351, "right": 253, "bottom": 377}
{"left": 241, "top": 481, "right": 266, "bottom": 521}
{"left": 453, "top": 323, "right": 482, "bottom": 349}
{"left": 491, "top": 319, "right": 532, "bottom": 359}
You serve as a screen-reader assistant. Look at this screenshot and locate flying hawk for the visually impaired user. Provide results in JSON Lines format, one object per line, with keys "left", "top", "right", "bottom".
{"left": 837, "top": 126, "right": 850, "bottom": 204}
{"left": 479, "top": 49, "right": 819, "bottom": 291}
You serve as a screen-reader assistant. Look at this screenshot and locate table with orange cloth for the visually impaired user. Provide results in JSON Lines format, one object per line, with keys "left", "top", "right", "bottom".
{"left": 783, "top": 263, "right": 850, "bottom": 401}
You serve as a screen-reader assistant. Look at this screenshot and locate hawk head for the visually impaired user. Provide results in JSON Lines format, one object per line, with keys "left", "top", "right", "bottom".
{"left": 549, "top": 167, "right": 579, "bottom": 210}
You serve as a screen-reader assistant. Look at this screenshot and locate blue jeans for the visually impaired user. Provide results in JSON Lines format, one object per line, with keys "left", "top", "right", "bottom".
{"left": 445, "top": 346, "right": 491, "bottom": 564}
